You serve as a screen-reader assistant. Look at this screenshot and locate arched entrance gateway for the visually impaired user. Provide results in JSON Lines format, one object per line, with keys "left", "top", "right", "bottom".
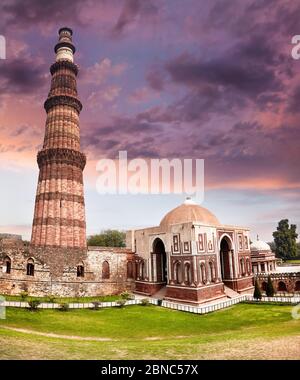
{"left": 153, "top": 238, "right": 167, "bottom": 284}
{"left": 219, "top": 236, "right": 233, "bottom": 281}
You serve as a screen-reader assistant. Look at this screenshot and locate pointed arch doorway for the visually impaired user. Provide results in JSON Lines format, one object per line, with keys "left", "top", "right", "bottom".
{"left": 153, "top": 238, "right": 167, "bottom": 284}
{"left": 219, "top": 236, "right": 232, "bottom": 280}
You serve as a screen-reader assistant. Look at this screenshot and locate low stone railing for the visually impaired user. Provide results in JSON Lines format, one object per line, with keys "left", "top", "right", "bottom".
{"left": 255, "top": 272, "right": 300, "bottom": 278}
{"left": 3, "top": 298, "right": 159, "bottom": 309}
{"left": 2, "top": 295, "right": 300, "bottom": 315}
{"left": 162, "top": 295, "right": 248, "bottom": 314}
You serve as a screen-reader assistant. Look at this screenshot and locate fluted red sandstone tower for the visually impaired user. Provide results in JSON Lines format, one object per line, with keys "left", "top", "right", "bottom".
{"left": 31, "top": 27, "right": 87, "bottom": 250}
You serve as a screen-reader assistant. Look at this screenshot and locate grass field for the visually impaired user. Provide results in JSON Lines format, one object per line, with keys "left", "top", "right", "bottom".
{"left": 0, "top": 303, "right": 299, "bottom": 359}
{"left": 283, "top": 259, "right": 300, "bottom": 264}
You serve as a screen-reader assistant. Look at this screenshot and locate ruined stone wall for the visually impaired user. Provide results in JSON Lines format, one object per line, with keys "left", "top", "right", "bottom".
{"left": 256, "top": 272, "right": 300, "bottom": 293}
{"left": 0, "top": 239, "right": 135, "bottom": 297}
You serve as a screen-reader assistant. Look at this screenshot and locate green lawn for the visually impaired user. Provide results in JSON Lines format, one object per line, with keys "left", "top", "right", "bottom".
{"left": 0, "top": 304, "right": 299, "bottom": 359}
{"left": 284, "top": 259, "right": 300, "bottom": 264}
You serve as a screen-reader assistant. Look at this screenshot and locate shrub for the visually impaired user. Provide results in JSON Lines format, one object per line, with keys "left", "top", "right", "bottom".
{"left": 28, "top": 300, "right": 41, "bottom": 311}
{"left": 253, "top": 279, "right": 262, "bottom": 300}
{"left": 47, "top": 295, "right": 56, "bottom": 303}
{"left": 59, "top": 302, "right": 69, "bottom": 312}
{"left": 120, "top": 291, "right": 134, "bottom": 300}
{"left": 116, "top": 299, "right": 126, "bottom": 308}
{"left": 266, "top": 275, "right": 275, "bottom": 297}
{"left": 20, "top": 291, "right": 28, "bottom": 301}
{"left": 140, "top": 298, "right": 150, "bottom": 306}
{"left": 91, "top": 301, "right": 102, "bottom": 310}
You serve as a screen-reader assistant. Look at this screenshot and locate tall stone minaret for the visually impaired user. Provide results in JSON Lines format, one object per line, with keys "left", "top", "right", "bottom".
{"left": 31, "top": 27, "right": 87, "bottom": 250}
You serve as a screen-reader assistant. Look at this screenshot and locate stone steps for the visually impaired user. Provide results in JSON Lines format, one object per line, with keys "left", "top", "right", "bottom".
{"left": 224, "top": 285, "right": 240, "bottom": 299}
{"left": 152, "top": 286, "right": 167, "bottom": 299}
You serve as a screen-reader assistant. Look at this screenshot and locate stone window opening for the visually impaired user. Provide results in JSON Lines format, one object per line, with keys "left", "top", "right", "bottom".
{"left": 277, "top": 281, "right": 287, "bottom": 292}
{"left": 246, "top": 258, "right": 251, "bottom": 274}
{"left": 127, "top": 261, "right": 133, "bottom": 279}
{"left": 102, "top": 261, "right": 110, "bottom": 280}
{"left": 4, "top": 256, "right": 11, "bottom": 274}
{"left": 184, "top": 262, "right": 192, "bottom": 285}
{"left": 137, "top": 261, "right": 143, "bottom": 279}
{"left": 200, "top": 263, "right": 207, "bottom": 284}
{"left": 77, "top": 264, "right": 84, "bottom": 278}
{"left": 26, "top": 259, "right": 35, "bottom": 276}
{"left": 174, "top": 261, "right": 182, "bottom": 284}
{"left": 240, "top": 258, "right": 245, "bottom": 276}
{"left": 238, "top": 235, "right": 243, "bottom": 250}
{"left": 140, "top": 261, "right": 146, "bottom": 280}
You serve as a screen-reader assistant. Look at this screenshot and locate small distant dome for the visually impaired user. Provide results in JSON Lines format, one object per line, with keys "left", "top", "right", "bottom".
{"left": 250, "top": 238, "right": 271, "bottom": 251}
{"left": 160, "top": 198, "right": 220, "bottom": 229}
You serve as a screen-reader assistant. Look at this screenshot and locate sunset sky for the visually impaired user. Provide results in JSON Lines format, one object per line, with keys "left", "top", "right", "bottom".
{"left": 0, "top": 0, "right": 299, "bottom": 242}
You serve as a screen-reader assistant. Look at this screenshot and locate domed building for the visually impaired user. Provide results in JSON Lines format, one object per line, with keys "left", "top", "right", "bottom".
{"left": 250, "top": 237, "right": 277, "bottom": 274}
{"left": 126, "top": 197, "right": 254, "bottom": 304}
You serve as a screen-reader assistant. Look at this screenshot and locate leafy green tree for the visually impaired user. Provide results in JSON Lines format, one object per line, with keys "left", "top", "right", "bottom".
{"left": 272, "top": 219, "right": 298, "bottom": 259}
{"left": 266, "top": 275, "right": 275, "bottom": 297}
{"left": 87, "top": 229, "right": 126, "bottom": 247}
{"left": 267, "top": 241, "right": 276, "bottom": 253}
{"left": 253, "top": 279, "right": 262, "bottom": 300}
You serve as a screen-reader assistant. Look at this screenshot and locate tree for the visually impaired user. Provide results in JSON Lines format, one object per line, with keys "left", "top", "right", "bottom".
{"left": 253, "top": 279, "right": 262, "bottom": 300}
{"left": 272, "top": 219, "right": 298, "bottom": 259}
{"left": 266, "top": 275, "right": 275, "bottom": 297}
{"left": 87, "top": 229, "right": 126, "bottom": 247}
{"left": 267, "top": 241, "right": 276, "bottom": 253}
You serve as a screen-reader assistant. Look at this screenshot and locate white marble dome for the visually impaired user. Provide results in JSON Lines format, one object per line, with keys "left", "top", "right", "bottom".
{"left": 250, "top": 239, "right": 271, "bottom": 251}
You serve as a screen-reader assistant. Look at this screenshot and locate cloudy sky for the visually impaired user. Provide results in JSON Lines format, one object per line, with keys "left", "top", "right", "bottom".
{"left": 0, "top": 0, "right": 299, "bottom": 242}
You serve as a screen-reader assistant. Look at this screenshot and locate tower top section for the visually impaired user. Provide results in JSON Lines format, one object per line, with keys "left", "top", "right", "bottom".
{"left": 55, "top": 27, "right": 75, "bottom": 63}
{"left": 59, "top": 27, "right": 73, "bottom": 36}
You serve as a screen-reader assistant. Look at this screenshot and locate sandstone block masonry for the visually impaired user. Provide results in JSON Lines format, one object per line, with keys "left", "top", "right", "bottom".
{"left": 0, "top": 237, "right": 135, "bottom": 297}
{"left": 31, "top": 28, "right": 86, "bottom": 250}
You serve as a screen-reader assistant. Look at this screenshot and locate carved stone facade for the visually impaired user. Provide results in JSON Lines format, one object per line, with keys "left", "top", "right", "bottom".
{"left": 127, "top": 198, "right": 254, "bottom": 304}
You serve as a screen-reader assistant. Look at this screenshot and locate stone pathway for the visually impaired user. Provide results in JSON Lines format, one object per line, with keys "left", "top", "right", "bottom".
{"left": 0, "top": 325, "right": 192, "bottom": 342}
